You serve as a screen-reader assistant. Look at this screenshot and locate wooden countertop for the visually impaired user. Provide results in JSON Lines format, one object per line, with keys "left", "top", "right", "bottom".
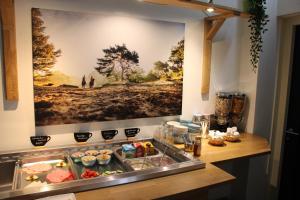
{"left": 76, "top": 133, "right": 270, "bottom": 200}
{"left": 76, "top": 163, "right": 235, "bottom": 200}
{"left": 175, "top": 133, "right": 271, "bottom": 163}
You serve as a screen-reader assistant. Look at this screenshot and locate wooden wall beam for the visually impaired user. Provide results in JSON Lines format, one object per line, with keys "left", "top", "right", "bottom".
{"left": 201, "top": 19, "right": 213, "bottom": 95}
{"left": 206, "top": 19, "right": 225, "bottom": 40}
{"left": 0, "top": 0, "right": 19, "bottom": 101}
{"left": 201, "top": 18, "right": 225, "bottom": 95}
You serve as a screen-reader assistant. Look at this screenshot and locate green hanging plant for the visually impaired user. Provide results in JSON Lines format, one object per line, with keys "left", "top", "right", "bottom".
{"left": 248, "top": 0, "right": 269, "bottom": 72}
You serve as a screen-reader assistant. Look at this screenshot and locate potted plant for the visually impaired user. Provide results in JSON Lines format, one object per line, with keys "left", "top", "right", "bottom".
{"left": 247, "top": 0, "right": 269, "bottom": 72}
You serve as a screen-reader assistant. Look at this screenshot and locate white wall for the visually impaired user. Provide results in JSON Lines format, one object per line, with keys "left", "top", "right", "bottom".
{"left": 246, "top": 0, "right": 280, "bottom": 199}
{"left": 0, "top": 0, "right": 255, "bottom": 152}
{"left": 278, "top": 0, "right": 300, "bottom": 16}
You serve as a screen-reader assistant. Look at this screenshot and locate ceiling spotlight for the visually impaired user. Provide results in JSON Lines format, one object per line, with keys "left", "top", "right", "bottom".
{"left": 206, "top": 0, "right": 215, "bottom": 13}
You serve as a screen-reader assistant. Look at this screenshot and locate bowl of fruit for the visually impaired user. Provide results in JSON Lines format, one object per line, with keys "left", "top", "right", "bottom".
{"left": 96, "top": 154, "right": 111, "bottom": 165}
{"left": 71, "top": 152, "right": 85, "bottom": 163}
{"left": 85, "top": 150, "right": 99, "bottom": 156}
{"left": 99, "top": 149, "right": 113, "bottom": 155}
{"left": 81, "top": 156, "right": 97, "bottom": 167}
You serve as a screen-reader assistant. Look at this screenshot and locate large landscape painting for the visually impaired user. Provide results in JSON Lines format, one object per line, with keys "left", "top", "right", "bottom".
{"left": 32, "top": 8, "right": 185, "bottom": 126}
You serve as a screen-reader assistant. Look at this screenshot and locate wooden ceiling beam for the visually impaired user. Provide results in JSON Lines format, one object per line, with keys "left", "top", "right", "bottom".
{"left": 143, "top": 0, "right": 248, "bottom": 16}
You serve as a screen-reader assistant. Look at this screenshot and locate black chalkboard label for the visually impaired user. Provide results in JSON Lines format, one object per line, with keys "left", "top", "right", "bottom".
{"left": 124, "top": 128, "right": 140, "bottom": 138}
{"left": 30, "top": 136, "right": 51, "bottom": 147}
{"left": 101, "top": 130, "right": 118, "bottom": 140}
{"left": 74, "top": 132, "right": 92, "bottom": 143}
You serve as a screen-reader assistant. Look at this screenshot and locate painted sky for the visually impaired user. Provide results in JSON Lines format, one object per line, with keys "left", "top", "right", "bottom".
{"left": 39, "top": 9, "right": 185, "bottom": 79}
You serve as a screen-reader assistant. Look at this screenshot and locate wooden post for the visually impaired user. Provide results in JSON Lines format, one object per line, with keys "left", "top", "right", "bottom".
{"left": 0, "top": 0, "right": 19, "bottom": 101}
{"left": 201, "top": 18, "right": 225, "bottom": 95}
{"left": 201, "top": 19, "right": 213, "bottom": 95}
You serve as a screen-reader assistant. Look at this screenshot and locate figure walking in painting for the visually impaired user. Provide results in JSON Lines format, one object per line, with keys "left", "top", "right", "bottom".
{"left": 82, "top": 75, "right": 86, "bottom": 88}
{"left": 89, "top": 76, "right": 95, "bottom": 88}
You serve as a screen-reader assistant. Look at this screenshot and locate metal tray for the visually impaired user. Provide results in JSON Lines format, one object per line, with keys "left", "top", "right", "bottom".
{"left": 13, "top": 154, "right": 77, "bottom": 190}
{"left": 125, "top": 159, "right": 155, "bottom": 171}
{"left": 0, "top": 138, "right": 205, "bottom": 200}
{"left": 71, "top": 154, "right": 132, "bottom": 179}
{"left": 114, "top": 141, "right": 184, "bottom": 171}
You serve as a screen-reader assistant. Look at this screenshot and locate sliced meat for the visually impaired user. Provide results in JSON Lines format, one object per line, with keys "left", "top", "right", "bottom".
{"left": 23, "top": 163, "right": 52, "bottom": 174}
{"left": 46, "top": 169, "right": 73, "bottom": 183}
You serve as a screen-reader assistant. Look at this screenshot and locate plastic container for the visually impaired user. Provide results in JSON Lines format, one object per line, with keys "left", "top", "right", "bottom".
{"left": 122, "top": 144, "right": 136, "bottom": 159}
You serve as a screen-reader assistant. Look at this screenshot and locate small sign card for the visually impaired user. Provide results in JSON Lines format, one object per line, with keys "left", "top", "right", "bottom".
{"left": 74, "top": 132, "right": 92, "bottom": 143}
{"left": 124, "top": 128, "right": 140, "bottom": 138}
{"left": 30, "top": 136, "right": 51, "bottom": 147}
{"left": 101, "top": 130, "right": 118, "bottom": 140}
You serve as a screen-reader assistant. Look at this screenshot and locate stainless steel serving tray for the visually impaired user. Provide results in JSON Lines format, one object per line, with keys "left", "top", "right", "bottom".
{"left": 13, "top": 154, "right": 77, "bottom": 190}
{"left": 71, "top": 153, "right": 132, "bottom": 179}
{"left": 0, "top": 138, "right": 205, "bottom": 200}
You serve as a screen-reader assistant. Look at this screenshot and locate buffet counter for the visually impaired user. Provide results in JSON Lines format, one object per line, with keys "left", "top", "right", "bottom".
{"left": 0, "top": 133, "right": 270, "bottom": 200}
{"left": 76, "top": 163, "right": 234, "bottom": 200}
{"left": 76, "top": 133, "right": 271, "bottom": 200}
{"left": 175, "top": 133, "right": 271, "bottom": 163}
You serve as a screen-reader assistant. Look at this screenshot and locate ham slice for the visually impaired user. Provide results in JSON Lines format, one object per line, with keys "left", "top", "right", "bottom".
{"left": 46, "top": 169, "right": 73, "bottom": 183}
{"left": 23, "top": 163, "right": 52, "bottom": 174}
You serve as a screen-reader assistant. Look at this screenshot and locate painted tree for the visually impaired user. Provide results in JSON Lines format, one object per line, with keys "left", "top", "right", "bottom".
{"left": 95, "top": 45, "right": 139, "bottom": 81}
{"left": 168, "top": 39, "right": 184, "bottom": 73}
{"left": 152, "top": 39, "right": 184, "bottom": 81}
{"left": 32, "top": 8, "right": 61, "bottom": 79}
{"left": 95, "top": 44, "right": 139, "bottom": 81}
{"left": 151, "top": 61, "right": 170, "bottom": 80}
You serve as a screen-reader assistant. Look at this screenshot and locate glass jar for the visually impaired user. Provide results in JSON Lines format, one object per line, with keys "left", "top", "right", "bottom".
{"left": 184, "top": 141, "right": 194, "bottom": 152}
{"left": 230, "top": 114, "right": 243, "bottom": 128}
{"left": 232, "top": 93, "right": 246, "bottom": 115}
{"left": 193, "top": 136, "right": 202, "bottom": 157}
{"left": 217, "top": 116, "right": 229, "bottom": 125}
{"left": 215, "top": 93, "right": 232, "bottom": 117}
{"left": 173, "top": 125, "right": 188, "bottom": 144}
{"left": 192, "top": 114, "right": 202, "bottom": 125}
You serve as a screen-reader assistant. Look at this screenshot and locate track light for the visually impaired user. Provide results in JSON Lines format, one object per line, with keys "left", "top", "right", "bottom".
{"left": 206, "top": 0, "right": 215, "bottom": 13}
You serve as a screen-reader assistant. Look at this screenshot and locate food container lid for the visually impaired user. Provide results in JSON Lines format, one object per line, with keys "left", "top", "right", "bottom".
{"left": 216, "top": 92, "right": 232, "bottom": 98}
{"left": 187, "top": 123, "right": 201, "bottom": 128}
{"left": 233, "top": 92, "right": 246, "bottom": 98}
{"left": 166, "top": 121, "right": 180, "bottom": 126}
{"left": 174, "top": 125, "right": 188, "bottom": 131}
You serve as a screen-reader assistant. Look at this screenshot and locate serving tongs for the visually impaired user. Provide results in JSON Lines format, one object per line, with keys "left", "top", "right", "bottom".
{"left": 158, "top": 146, "right": 168, "bottom": 167}
{"left": 141, "top": 152, "right": 148, "bottom": 170}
